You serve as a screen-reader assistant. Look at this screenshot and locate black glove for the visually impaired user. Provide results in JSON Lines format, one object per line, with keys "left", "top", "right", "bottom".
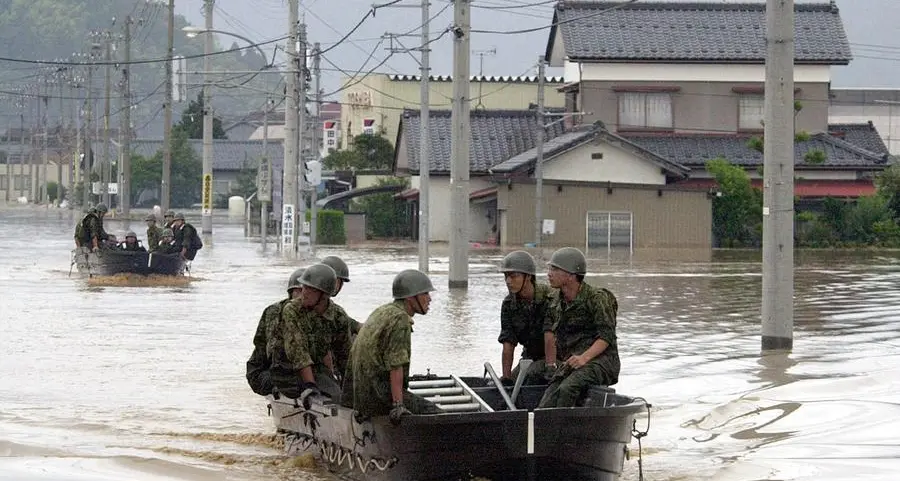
{"left": 299, "top": 382, "right": 320, "bottom": 410}
{"left": 543, "top": 363, "right": 559, "bottom": 382}
{"left": 389, "top": 400, "right": 411, "bottom": 426}
{"left": 500, "top": 376, "right": 515, "bottom": 387}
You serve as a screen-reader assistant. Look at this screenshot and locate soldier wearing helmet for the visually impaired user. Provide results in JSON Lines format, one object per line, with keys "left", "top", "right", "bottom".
{"left": 538, "top": 247, "right": 620, "bottom": 408}
{"left": 341, "top": 269, "right": 441, "bottom": 425}
{"left": 145, "top": 213, "right": 163, "bottom": 252}
{"left": 163, "top": 210, "right": 176, "bottom": 228}
{"left": 269, "top": 263, "right": 343, "bottom": 403}
{"left": 171, "top": 213, "right": 201, "bottom": 260}
{"left": 497, "top": 250, "right": 558, "bottom": 386}
{"left": 118, "top": 231, "right": 146, "bottom": 252}
{"left": 245, "top": 267, "right": 306, "bottom": 396}
{"left": 320, "top": 255, "right": 362, "bottom": 380}
{"left": 76, "top": 203, "right": 110, "bottom": 252}
{"left": 155, "top": 228, "right": 179, "bottom": 255}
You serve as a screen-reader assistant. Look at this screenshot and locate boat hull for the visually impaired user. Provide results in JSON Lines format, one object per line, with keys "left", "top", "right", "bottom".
{"left": 71, "top": 249, "right": 186, "bottom": 277}
{"left": 268, "top": 377, "right": 645, "bottom": 481}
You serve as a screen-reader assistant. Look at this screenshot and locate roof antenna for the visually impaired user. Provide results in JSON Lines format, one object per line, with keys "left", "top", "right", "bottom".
{"left": 471, "top": 48, "right": 497, "bottom": 110}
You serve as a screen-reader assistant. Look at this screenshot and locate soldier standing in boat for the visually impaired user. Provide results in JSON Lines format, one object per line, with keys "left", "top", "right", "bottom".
{"left": 268, "top": 264, "right": 343, "bottom": 404}
{"left": 163, "top": 210, "right": 175, "bottom": 228}
{"left": 171, "top": 213, "right": 201, "bottom": 260}
{"left": 341, "top": 269, "right": 441, "bottom": 425}
{"left": 538, "top": 247, "right": 620, "bottom": 408}
{"left": 246, "top": 267, "right": 306, "bottom": 396}
{"left": 145, "top": 214, "right": 163, "bottom": 252}
{"left": 320, "top": 255, "right": 361, "bottom": 381}
{"left": 497, "top": 250, "right": 558, "bottom": 386}
{"left": 80, "top": 203, "right": 110, "bottom": 252}
{"left": 73, "top": 206, "right": 97, "bottom": 249}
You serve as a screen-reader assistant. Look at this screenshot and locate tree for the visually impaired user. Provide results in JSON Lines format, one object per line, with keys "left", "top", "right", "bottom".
{"left": 323, "top": 133, "right": 394, "bottom": 171}
{"left": 706, "top": 158, "right": 762, "bottom": 247}
{"left": 173, "top": 93, "right": 228, "bottom": 140}
{"left": 355, "top": 177, "right": 409, "bottom": 238}
{"left": 129, "top": 130, "right": 202, "bottom": 207}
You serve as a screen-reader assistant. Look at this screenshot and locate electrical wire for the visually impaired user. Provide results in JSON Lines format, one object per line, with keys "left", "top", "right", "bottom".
{"left": 471, "top": 0, "right": 639, "bottom": 35}
{"left": 316, "top": 0, "right": 405, "bottom": 56}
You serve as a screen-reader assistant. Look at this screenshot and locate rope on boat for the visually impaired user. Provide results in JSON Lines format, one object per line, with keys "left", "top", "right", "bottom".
{"left": 631, "top": 397, "right": 652, "bottom": 481}
{"left": 319, "top": 441, "right": 398, "bottom": 474}
{"left": 283, "top": 432, "right": 317, "bottom": 453}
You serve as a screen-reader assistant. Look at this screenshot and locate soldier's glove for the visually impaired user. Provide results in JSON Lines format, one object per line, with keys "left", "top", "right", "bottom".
{"left": 389, "top": 400, "right": 411, "bottom": 426}
{"left": 299, "top": 382, "right": 321, "bottom": 410}
{"left": 543, "top": 363, "right": 559, "bottom": 382}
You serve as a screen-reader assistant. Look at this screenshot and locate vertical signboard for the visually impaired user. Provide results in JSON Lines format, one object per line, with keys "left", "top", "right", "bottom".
{"left": 282, "top": 204, "right": 295, "bottom": 250}
{"left": 257, "top": 156, "right": 271, "bottom": 202}
{"left": 202, "top": 173, "right": 213, "bottom": 215}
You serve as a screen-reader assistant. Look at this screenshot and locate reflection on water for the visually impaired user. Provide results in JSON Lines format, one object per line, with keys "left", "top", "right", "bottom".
{"left": 1, "top": 207, "right": 900, "bottom": 481}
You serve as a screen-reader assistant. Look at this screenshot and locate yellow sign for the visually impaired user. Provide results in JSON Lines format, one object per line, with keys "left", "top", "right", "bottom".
{"left": 202, "top": 174, "right": 213, "bottom": 212}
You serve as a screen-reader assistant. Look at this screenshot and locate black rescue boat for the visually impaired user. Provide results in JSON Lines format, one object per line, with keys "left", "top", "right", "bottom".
{"left": 71, "top": 248, "right": 186, "bottom": 277}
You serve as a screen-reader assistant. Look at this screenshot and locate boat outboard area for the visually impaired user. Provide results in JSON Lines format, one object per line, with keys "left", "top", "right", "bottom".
{"left": 267, "top": 363, "right": 650, "bottom": 481}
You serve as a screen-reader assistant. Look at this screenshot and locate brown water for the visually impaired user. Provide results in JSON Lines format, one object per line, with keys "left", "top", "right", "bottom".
{"left": 2, "top": 207, "right": 900, "bottom": 481}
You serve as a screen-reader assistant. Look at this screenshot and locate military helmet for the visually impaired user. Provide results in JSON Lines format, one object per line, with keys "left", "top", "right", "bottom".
{"left": 392, "top": 269, "right": 436, "bottom": 299}
{"left": 287, "top": 267, "right": 306, "bottom": 292}
{"left": 164, "top": 210, "right": 175, "bottom": 217}
{"left": 95, "top": 203, "right": 108, "bottom": 213}
{"left": 299, "top": 263, "right": 337, "bottom": 296}
{"left": 321, "top": 255, "right": 350, "bottom": 282}
{"left": 500, "top": 250, "right": 536, "bottom": 276}
{"left": 548, "top": 247, "right": 587, "bottom": 275}
{"left": 173, "top": 212, "right": 185, "bottom": 221}
{"left": 144, "top": 213, "right": 157, "bottom": 222}
{"left": 125, "top": 231, "right": 137, "bottom": 238}
{"left": 161, "top": 228, "right": 174, "bottom": 237}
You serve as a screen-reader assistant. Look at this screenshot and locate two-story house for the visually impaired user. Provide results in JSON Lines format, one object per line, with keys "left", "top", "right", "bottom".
{"left": 545, "top": 1, "right": 890, "bottom": 199}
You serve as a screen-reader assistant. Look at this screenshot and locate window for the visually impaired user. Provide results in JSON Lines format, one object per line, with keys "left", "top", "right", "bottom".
{"left": 586, "top": 211, "right": 633, "bottom": 257}
{"left": 618, "top": 93, "right": 672, "bottom": 130}
{"left": 739, "top": 95, "right": 765, "bottom": 130}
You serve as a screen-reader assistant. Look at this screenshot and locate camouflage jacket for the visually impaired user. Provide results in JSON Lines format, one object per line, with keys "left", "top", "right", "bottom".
{"left": 550, "top": 282, "right": 620, "bottom": 385}
{"left": 270, "top": 300, "right": 334, "bottom": 373}
{"left": 246, "top": 298, "right": 291, "bottom": 396}
{"left": 341, "top": 300, "right": 412, "bottom": 417}
{"left": 146, "top": 226, "right": 163, "bottom": 252}
{"left": 324, "top": 300, "right": 361, "bottom": 379}
{"left": 498, "top": 282, "right": 556, "bottom": 360}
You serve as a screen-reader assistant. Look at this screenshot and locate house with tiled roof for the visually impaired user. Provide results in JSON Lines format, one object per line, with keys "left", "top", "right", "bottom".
{"left": 544, "top": 1, "right": 891, "bottom": 199}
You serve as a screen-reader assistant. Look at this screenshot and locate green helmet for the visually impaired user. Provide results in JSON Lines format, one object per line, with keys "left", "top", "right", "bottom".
{"left": 321, "top": 255, "right": 350, "bottom": 282}
{"left": 161, "top": 228, "right": 174, "bottom": 237}
{"left": 125, "top": 231, "right": 137, "bottom": 238}
{"left": 95, "top": 203, "right": 108, "bottom": 213}
{"left": 173, "top": 212, "right": 185, "bottom": 221}
{"left": 287, "top": 267, "right": 306, "bottom": 293}
{"left": 500, "top": 250, "right": 536, "bottom": 276}
{"left": 299, "top": 263, "right": 337, "bottom": 296}
{"left": 548, "top": 247, "right": 587, "bottom": 275}
{"left": 164, "top": 210, "right": 175, "bottom": 217}
{"left": 392, "top": 269, "right": 435, "bottom": 299}
{"left": 144, "top": 214, "right": 157, "bottom": 222}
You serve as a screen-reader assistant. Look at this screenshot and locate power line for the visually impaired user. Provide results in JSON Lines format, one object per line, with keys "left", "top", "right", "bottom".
{"left": 471, "top": 0, "right": 638, "bottom": 35}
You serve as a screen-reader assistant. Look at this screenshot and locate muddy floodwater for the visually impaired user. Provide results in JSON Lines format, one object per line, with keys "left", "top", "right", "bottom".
{"left": 1, "top": 207, "right": 899, "bottom": 481}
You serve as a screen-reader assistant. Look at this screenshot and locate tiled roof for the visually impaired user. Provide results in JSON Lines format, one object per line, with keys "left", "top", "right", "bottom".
{"left": 388, "top": 75, "right": 565, "bottom": 83}
{"left": 827, "top": 122, "right": 890, "bottom": 155}
{"left": 547, "top": 1, "right": 852, "bottom": 65}
{"left": 398, "top": 109, "right": 567, "bottom": 174}
{"left": 490, "top": 125, "right": 689, "bottom": 177}
{"left": 623, "top": 132, "right": 890, "bottom": 169}
{"left": 91, "top": 139, "right": 285, "bottom": 171}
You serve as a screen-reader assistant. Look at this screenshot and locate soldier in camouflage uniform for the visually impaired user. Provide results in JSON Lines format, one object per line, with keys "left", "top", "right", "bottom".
{"left": 267, "top": 264, "right": 342, "bottom": 403}
{"left": 341, "top": 269, "right": 441, "bottom": 425}
{"left": 80, "top": 203, "right": 110, "bottom": 251}
{"left": 145, "top": 214, "right": 163, "bottom": 252}
{"left": 320, "top": 255, "right": 361, "bottom": 381}
{"left": 155, "top": 228, "right": 179, "bottom": 255}
{"left": 74, "top": 207, "right": 97, "bottom": 249}
{"left": 538, "top": 247, "right": 620, "bottom": 408}
{"left": 163, "top": 210, "right": 176, "bottom": 229}
{"left": 498, "top": 250, "right": 558, "bottom": 386}
{"left": 245, "top": 268, "right": 305, "bottom": 396}
{"left": 118, "top": 231, "right": 146, "bottom": 252}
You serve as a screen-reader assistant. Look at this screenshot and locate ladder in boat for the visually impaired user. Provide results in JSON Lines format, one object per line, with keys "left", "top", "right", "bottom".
{"left": 407, "top": 375, "right": 494, "bottom": 413}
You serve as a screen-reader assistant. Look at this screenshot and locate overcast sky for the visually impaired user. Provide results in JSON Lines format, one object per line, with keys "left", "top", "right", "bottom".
{"left": 175, "top": 0, "right": 900, "bottom": 98}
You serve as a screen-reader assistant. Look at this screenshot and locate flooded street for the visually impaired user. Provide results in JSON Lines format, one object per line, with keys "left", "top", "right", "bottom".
{"left": 2, "top": 207, "right": 900, "bottom": 481}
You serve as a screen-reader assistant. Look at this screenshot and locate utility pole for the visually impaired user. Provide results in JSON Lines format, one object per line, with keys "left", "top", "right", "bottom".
{"left": 18, "top": 112, "right": 25, "bottom": 201}
{"left": 449, "top": 0, "right": 470, "bottom": 289}
{"left": 201, "top": 0, "right": 215, "bottom": 234}
{"left": 297, "top": 21, "right": 308, "bottom": 252}
{"left": 162, "top": 0, "right": 175, "bottom": 212}
{"left": 761, "top": 0, "right": 795, "bottom": 351}
{"left": 58, "top": 69, "right": 66, "bottom": 204}
{"left": 41, "top": 82, "right": 48, "bottom": 204}
{"left": 419, "top": 0, "right": 431, "bottom": 272}
{"left": 534, "top": 57, "right": 545, "bottom": 248}
{"left": 83, "top": 49, "right": 95, "bottom": 209}
{"left": 260, "top": 92, "right": 271, "bottom": 248}
{"left": 101, "top": 36, "right": 112, "bottom": 208}
{"left": 121, "top": 16, "right": 133, "bottom": 216}
{"left": 283, "top": 0, "right": 299, "bottom": 255}
{"left": 310, "top": 42, "right": 321, "bottom": 257}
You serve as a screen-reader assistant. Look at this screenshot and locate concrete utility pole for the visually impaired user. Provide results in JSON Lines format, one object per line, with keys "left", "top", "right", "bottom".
{"left": 310, "top": 42, "right": 321, "bottom": 257}
{"left": 83, "top": 50, "right": 95, "bottom": 209}
{"left": 419, "top": 0, "right": 431, "bottom": 272}
{"left": 201, "top": 0, "right": 215, "bottom": 234}
{"left": 121, "top": 16, "right": 133, "bottom": 216}
{"left": 282, "top": 0, "right": 299, "bottom": 255}
{"left": 534, "top": 57, "right": 546, "bottom": 248}
{"left": 102, "top": 37, "right": 112, "bottom": 207}
{"left": 40, "top": 83, "right": 48, "bottom": 204}
{"left": 449, "top": 0, "right": 471, "bottom": 289}
{"left": 161, "top": 0, "right": 175, "bottom": 212}
{"left": 260, "top": 92, "right": 270, "bottom": 248}
{"left": 761, "top": 0, "right": 795, "bottom": 351}
{"left": 297, "top": 21, "right": 308, "bottom": 251}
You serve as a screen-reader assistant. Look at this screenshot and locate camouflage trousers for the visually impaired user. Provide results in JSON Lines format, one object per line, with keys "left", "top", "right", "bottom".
{"left": 537, "top": 361, "right": 615, "bottom": 408}
{"left": 511, "top": 358, "right": 553, "bottom": 386}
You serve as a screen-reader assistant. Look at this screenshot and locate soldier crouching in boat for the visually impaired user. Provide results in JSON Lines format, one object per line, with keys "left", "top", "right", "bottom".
{"left": 538, "top": 247, "right": 620, "bottom": 408}
{"left": 155, "top": 229, "right": 179, "bottom": 255}
{"left": 341, "top": 269, "right": 441, "bottom": 425}
{"left": 497, "top": 250, "right": 558, "bottom": 386}
{"left": 320, "top": 255, "right": 361, "bottom": 383}
{"left": 74, "top": 203, "right": 110, "bottom": 252}
{"left": 118, "top": 231, "right": 146, "bottom": 252}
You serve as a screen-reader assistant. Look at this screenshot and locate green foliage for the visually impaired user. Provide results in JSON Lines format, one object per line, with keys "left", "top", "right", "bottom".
{"left": 323, "top": 134, "right": 395, "bottom": 171}
{"left": 222, "top": 161, "right": 259, "bottom": 208}
{"left": 794, "top": 100, "right": 804, "bottom": 113}
{"left": 706, "top": 158, "right": 762, "bottom": 247}
{"left": 795, "top": 196, "right": 900, "bottom": 248}
{"left": 795, "top": 130, "right": 811, "bottom": 142}
{"left": 804, "top": 149, "right": 827, "bottom": 165}
{"left": 875, "top": 163, "right": 900, "bottom": 220}
{"left": 305, "top": 209, "right": 346, "bottom": 245}
{"left": 129, "top": 130, "right": 202, "bottom": 207}
{"left": 747, "top": 136, "right": 764, "bottom": 153}
{"left": 45, "top": 181, "right": 62, "bottom": 202}
{"left": 355, "top": 177, "right": 409, "bottom": 238}
{"left": 174, "top": 93, "right": 228, "bottom": 140}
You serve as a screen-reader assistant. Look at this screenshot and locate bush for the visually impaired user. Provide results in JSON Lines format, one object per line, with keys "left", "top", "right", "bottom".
{"left": 306, "top": 209, "right": 346, "bottom": 245}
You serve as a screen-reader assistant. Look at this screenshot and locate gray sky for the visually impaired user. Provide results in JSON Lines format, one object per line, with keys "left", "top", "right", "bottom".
{"left": 176, "top": 0, "right": 900, "bottom": 99}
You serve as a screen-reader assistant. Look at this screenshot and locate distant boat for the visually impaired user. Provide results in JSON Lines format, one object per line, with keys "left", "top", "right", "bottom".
{"left": 266, "top": 371, "right": 649, "bottom": 481}
{"left": 70, "top": 248, "right": 186, "bottom": 277}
